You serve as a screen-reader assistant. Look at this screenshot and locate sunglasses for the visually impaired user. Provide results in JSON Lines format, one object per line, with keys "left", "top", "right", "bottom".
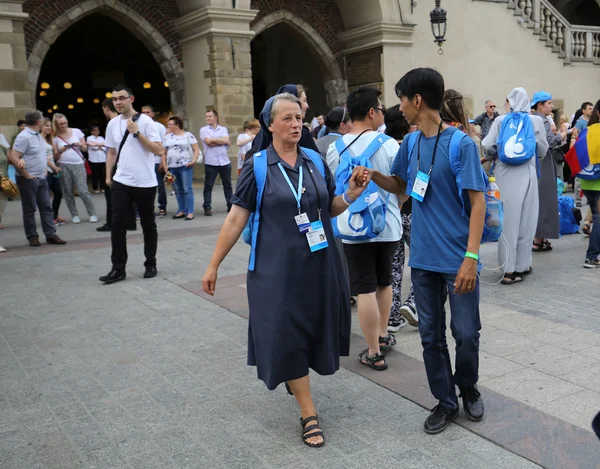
{"left": 488, "top": 105, "right": 496, "bottom": 108}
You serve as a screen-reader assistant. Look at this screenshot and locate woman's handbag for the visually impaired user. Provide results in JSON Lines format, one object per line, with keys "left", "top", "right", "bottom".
{"left": 0, "top": 172, "right": 19, "bottom": 197}
{"left": 58, "top": 136, "right": 92, "bottom": 175}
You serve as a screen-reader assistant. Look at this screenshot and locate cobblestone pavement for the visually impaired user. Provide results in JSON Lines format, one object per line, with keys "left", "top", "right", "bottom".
{"left": 0, "top": 188, "right": 597, "bottom": 468}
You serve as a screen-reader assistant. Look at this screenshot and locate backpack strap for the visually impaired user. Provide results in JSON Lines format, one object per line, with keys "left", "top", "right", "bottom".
{"left": 299, "top": 147, "right": 326, "bottom": 179}
{"left": 448, "top": 129, "right": 469, "bottom": 216}
{"left": 334, "top": 137, "right": 347, "bottom": 160}
{"left": 248, "top": 150, "right": 268, "bottom": 271}
{"left": 404, "top": 131, "right": 420, "bottom": 192}
{"left": 358, "top": 134, "right": 391, "bottom": 164}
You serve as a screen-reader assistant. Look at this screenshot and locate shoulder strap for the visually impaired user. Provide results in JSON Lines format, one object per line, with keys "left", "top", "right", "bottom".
{"left": 299, "top": 147, "right": 326, "bottom": 178}
{"left": 116, "top": 112, "right": 142, "bottom": 168}
{"left": 248, "top": 150, "right": 268, "bottom": 271}
{"left": 334, "top": 137, "right": 347, "bottom": 158}
{"left": 448, "top": 129, "right": 469, "bottom": 215}
{"left": 404, "top": 131, "right": 420, "bottom": 188}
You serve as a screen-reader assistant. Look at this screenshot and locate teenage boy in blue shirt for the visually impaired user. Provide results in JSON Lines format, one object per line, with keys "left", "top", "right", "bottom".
{"left": 368, "top": 68, "right": 487, "bottom": 434}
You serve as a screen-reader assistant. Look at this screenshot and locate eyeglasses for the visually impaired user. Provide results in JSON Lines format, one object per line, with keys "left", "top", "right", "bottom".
{"left": 111, "top": 96, "right": 132, "bottom": 102}
{"left": 488, "top": 105, "right": 496, "bottom": 109}
{"left": 373, "top": 106, "right": 386, "bottom": 113}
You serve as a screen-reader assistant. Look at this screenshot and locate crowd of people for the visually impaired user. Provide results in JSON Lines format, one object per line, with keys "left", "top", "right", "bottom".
{"left": 2, "top": 69, "right": 599, "bottom": 448}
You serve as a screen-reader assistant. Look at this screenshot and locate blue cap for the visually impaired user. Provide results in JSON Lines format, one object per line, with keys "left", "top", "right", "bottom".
{"left": 531, "top": 91, "right": 552, "bottom": 107}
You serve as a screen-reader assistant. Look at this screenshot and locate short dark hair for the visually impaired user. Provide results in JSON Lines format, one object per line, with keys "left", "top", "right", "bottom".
{"left": 168, "top": 115, "right": 184, "bottom": 129}
{"left": 17, "top": 119, "right": 26, "bottom": 127}
{"left": 582, "top": 102, "right": 594, "bottom": 110}
{"left": 325, "top": 107, "right": 350, "bottom": 131}
{"left": 113, "top": 84, "right": 133, "bottom": 96}
{"left": 102, "top": 98, "right": 116, "bottom": 112}
{"left": 532, "top": 100, "right": 549, "bottom": 111}
{"left": 90, "top": 125, "right": 100, "bottom": 131}
{"left": 142, "top": 105, "right": 154, "bottom": 112}
{"left": 384, "top": 105, "right": 410, "bottom": 141}
{"left": 346, "top": 87, "right": 382, "bottom": 121}
{"left": 589, "top": 99, "right": 600, "bottom": 126}
{"left": 206, "top": 109, "right": 218, "bottom": 117}
{"left": 395, "top": 68, "right": 445, "bottom": 111}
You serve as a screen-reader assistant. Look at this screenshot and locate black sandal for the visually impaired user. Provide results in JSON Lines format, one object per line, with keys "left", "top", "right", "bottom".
{"left": 379, "top": 334, "right": 397, "bottom": 353}
{"left": 501, "top": 272, "right": 523, "bottom": 285}
{"left": 515, "top": 266, "right": 533, "bottom": 276}
{"left": 172, "top": 213, "right": 185, "bottom": 219}
{"left": 301, "top": 415, "right": 325, "bottom": 448}
{"left": 358, "top": 348, "right": 388, "bottom": 371}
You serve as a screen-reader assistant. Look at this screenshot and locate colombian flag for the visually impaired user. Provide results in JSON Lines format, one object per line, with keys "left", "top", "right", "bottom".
{"left": 565, "top": 123, "right": 600, "bottom": 176}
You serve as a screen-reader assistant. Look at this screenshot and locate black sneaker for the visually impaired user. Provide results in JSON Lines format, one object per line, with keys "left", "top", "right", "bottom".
{"left": 424, "top": 405, "right": 459, "bottom": 434}
{"left": 459, "top": 386, "right": 484, "bottom": 421}
{"left": 584, "top": 258, "right": 600, "bottom": 269}
{"left": 99, "top": 270, "right": 126, "bottom": 284}
{"left": 387, "top": 315, "right": 406, "bottom": 333}
{"left": 96, "top": 224, "right": 111, "bottom": 232}
{"left": 143, "top": 266, "right": 157, "bottom": 279}
{"left": 399, "top": 301, "right": 418, "bottom": 327}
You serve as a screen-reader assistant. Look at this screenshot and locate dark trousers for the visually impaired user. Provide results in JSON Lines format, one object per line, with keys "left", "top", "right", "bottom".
{"left": 110, "top": 181, "right": 157, "bottom": 271}
{"left": 203, "top": 164, "right": 232, "bottom": 210}
{"left": 16, "top": 176, "right": 56, "bottom": 240}
{"left": 89, "top": 162, "right": 106, "bottom": 191}
{"left": 412, "top": 268, "right": 481, "bottom": 410}
{"left": 104, "top": 185, "right": 136, "bottom": 229}
{"left": 583, "top": 190, "right": 600, "bottom": 260}
{"left": 155, "top": 163, "right": 167, "bottom": 210}
{"left": 48, "top": 174, "right": 63, "bottom": 219}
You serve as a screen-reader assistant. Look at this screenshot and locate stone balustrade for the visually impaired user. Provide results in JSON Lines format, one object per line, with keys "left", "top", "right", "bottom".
{"left": 480, "top": 0, "right": 600, "bottom": 65}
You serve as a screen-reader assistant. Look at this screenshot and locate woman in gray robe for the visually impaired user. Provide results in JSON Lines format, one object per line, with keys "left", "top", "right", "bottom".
{"left": 530, "top": 91, "right": 571, "bottom": 251}
{"left": 482, "top": 88, "right": 548, "bottom": 284}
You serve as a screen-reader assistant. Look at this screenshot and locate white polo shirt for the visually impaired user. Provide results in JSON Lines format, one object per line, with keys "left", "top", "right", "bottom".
{"left": 105, "top": 113, "right": 161, "bottom": 188}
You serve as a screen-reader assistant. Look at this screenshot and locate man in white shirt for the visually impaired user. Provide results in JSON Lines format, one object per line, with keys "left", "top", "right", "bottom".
{"left": 142, "top": 105, "right": 168, "bottom": 216}
{"left": 326, "top": 87, "right": 402, "bottom": 372}
{"left": 199, "top": 110, "right": 231, "bottom": 216}
{"left": 100, "top": 84, "right": 163, "bottom": 284}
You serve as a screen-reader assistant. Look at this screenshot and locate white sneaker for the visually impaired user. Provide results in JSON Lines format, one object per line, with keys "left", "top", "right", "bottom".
{"left": 72, "top": 216, "right": 81, "bottom": 224}
{"left": 0, "top": 246, "right": 6, "bottom": 252}
{"left": 90, "top": 215, "right": 98, "bottom": 223}
{"left": 399, "top": 302, "right": 419, "bottom": 327}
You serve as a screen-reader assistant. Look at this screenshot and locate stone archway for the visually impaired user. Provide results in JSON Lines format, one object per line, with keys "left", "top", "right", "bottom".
{"left": 26, "top": 0, "right": 186, "bottom": 115}
{"left": 252, "top": 11, "right": 347, "bottom": 106}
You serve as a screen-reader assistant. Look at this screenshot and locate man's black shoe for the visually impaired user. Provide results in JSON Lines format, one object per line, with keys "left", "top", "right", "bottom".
{"left": 96, "top": 224, "right": 111, "bottom": 232}
{"left": 143, "top": 266, "right": 157, "bottom": 279}
{"left": 99, "top": 270, "right": 126, "bottom": 284}
{"left": 460, "top": 386, "right": 484, "bottom": 421}
{"left": 424, "top": 405, "right": 459, "bottom": 434}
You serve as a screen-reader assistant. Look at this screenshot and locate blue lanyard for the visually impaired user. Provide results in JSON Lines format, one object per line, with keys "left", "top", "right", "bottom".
{"left": 277, "top": 163, "right": 303, "bottom": 213}
{"left": 329, "top": 132, "right": 342, "bottom": 137}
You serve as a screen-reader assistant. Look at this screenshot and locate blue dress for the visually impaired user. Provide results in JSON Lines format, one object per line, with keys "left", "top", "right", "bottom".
{"left": 232, "top": 145, "right": 351, "bottom": 390}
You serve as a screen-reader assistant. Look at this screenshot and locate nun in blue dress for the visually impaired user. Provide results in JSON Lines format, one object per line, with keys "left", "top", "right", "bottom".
{"left": 202, "top": 92, "right": 370, "bottom": 448}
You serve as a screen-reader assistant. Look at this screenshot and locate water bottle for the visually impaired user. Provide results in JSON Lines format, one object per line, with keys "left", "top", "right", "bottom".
{"left": 487, "top": 176, "right": 501, "bottom": 200}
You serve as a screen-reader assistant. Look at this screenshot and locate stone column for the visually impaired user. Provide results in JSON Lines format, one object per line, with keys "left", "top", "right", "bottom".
{"left": 175, "top": 6, "right": 257, "bottom": 179}
{"left": 0, "top": 0, "right": 31, "bottom": 139}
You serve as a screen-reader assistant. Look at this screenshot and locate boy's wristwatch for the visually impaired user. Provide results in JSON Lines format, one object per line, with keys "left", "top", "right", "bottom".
{"left": 133, "top": 131, "right": 141, "bottom": 138}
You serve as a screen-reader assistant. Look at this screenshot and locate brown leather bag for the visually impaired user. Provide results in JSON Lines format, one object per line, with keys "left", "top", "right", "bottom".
{"left": 0, "top": 172, "right": 18, "bottom": 198}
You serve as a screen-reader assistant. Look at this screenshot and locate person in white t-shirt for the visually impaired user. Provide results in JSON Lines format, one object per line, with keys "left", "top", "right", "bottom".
{"left": 236, "top": 119, "right": 260, "bottom": 175}
{"left": 100, "top": 84, "right": 163, "bottom": 285}
{"left": 325, "top": 87, "right": 402, "bottom": 372}
{"left": 86, "top": 126, "right": 107, "bottom": 193}
{"left": 53, "top": 113, "right": 97, "bottom": 223}
{"left": 142, "top": 105, "right": 168, "bottom": 216}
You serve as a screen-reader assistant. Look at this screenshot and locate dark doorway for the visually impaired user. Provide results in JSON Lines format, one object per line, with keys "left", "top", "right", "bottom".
{"left": 36, "top": 13, "right": 171, "bottom": 132}
{"left": 251, "top": 23, "right": 328, "bottom": 122}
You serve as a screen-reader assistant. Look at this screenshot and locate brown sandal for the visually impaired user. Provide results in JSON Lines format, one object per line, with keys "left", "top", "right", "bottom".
{"left": 501, "top": 272, "right": 523, "bottom": 285}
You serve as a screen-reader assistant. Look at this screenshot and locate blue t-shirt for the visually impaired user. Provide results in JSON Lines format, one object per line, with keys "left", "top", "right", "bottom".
{"left": 391, "top": 127, "right": 486, "bottom": 274}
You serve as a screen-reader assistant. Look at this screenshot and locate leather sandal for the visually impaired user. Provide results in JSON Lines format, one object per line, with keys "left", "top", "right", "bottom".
{"left": 358, "top": 348, "right": 388, "bottom": 371}
{"left": 379, "top": 334, "right": 397, "bottom": 353}
{"left": 501, "top": 272, "right": 523, "bottom": 285}
{"left": 300, "top": 416, "right": 324, "bottom": 448}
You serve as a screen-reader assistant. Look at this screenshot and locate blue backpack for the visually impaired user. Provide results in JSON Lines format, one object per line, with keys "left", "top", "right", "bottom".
{"left": 331, "top": 134, "right": 392, "bottom": 241}
{"left": 242, "top": 147, "right": 326, "bottom": 271}
{"left": 558, "top": 196, "right": 580, "bottom": 235}
{"left": 497, "top": 113, "right": 537, "bottom": 166}
{"left": 405, "top": 129, "right": 503, "bottom": 244}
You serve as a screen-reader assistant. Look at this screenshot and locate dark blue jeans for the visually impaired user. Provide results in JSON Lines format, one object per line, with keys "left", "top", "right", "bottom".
{"left": 170, "top": 165, "right": 194, "bottom": 215}
{"left": 203, "top": 164, "right": 232, "bottom": 210}
{"left": 583, "top": 190, "right": 600, "bottom": 260}
{"left": 154, "top": 163, "right": 167, "bottom": 211}
{"left": 412, "top": 268, "right": 481, "bottom": 410}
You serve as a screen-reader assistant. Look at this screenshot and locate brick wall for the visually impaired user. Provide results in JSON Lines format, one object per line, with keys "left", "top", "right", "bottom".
{"left": 22, "top": 0, "right": 182, "bottom": 62}
{"left": 250, "top": 0, "right": 345, "bottom": 67}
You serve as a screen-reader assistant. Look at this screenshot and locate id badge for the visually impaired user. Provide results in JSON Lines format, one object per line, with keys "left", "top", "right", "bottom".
{"left": 294, "top": 212, "right": 311, "bottom": 233}
{"left": 411, "top": 171, "right": 430, "bottom": 202}
{"left": 306, "top": 221, "right": 329, "bottom": 252}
